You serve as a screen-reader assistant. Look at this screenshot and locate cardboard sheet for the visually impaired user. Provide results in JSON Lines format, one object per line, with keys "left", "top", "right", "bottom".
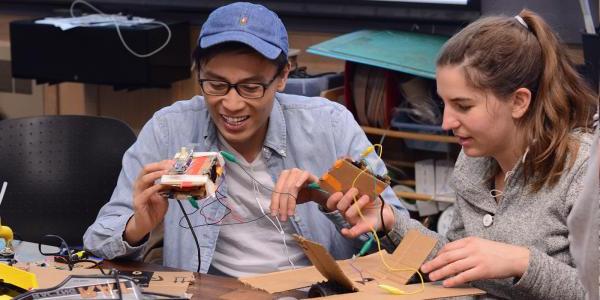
{"left": 239, "top": 265, "right": 323, "bottom": 293}
{"left": 23, "top": 264, "right": 193, "bottom": 297}
{"left": 239, "top": 230, "right": 485, "bottom": 298}
{"left": 319, "top": 282, "right": 485, "bottom": 299}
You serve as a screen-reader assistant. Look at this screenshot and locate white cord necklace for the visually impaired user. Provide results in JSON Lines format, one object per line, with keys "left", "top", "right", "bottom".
{"left": 249, "top": 164, "right": 296, "bottom": 269}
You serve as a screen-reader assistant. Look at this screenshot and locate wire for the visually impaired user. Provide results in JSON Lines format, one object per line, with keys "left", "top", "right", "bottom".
{"left": 236, "top": 162, "right": 298, "bottom": 202}
{"left": 176, "top": 200, "right": 202, "bottom": 273}
{"left": 177, "top": 194, "right": 269, "bottom": 228}
{"left": 250, "top": 166, "right": 296, "bottom": 269}
{"left": 0, "top": 181, "right": 7, "bottom": 206}
{"left": 378, "top": 195, "right": 396, "bottom": 248}
{"left": 175, "top": 171, "right": 272, "bottom": 228}
{"left": 113, "top": 269, "right": 123, "bottom": 300}
{"left": 352, "top": 144, "right": 425, "bottom": 295}
{"left": 70, "top": 0, "right": 171, "bottom": 58}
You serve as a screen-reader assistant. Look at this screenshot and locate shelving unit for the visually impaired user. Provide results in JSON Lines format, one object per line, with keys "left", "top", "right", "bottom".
{"left": 361, "top": 126, "right": 458, "bottom": 144}
{"left": 310, "top": 30, "right": 459, "bottom": 206}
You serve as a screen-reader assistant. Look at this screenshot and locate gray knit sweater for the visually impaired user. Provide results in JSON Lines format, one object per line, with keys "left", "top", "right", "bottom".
{"left": 389, "top": 132, "right": 592, "bottom": 299}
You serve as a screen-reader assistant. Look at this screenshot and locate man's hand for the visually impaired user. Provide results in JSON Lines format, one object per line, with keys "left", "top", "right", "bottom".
{"left": 325, "top": 187, "right": 395, "bottom": 238}
{"left": 270, "top": 168, "right": 322, "bottom": 221}
{"left": 421, "top": 237, "right": 530, "bottom": 287}
{"left": 124, "top": 160, "right": 172, "bottom": 245}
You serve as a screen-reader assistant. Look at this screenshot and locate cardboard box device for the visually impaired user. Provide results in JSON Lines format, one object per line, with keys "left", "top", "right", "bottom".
{"left": 240, "top": 230, "right": 485, "bottom": 299}
{"left": 318, "top": 158, "right": 389, "bottom": 200}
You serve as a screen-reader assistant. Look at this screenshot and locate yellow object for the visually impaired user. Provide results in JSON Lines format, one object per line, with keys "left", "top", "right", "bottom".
{"left": 0, "top": 263, "right": 38, "bottom": 292}
{"left": 360, "top": 145, "right": 374, "bottom": 157}
{"left": 0, "top": 225, "right": 13, "bottom": 244}
{"left": 75, "top": 250, "right": 86, "bottom": 259}
{"left": 378, "top": 284, "right": 408, "bottom": 295}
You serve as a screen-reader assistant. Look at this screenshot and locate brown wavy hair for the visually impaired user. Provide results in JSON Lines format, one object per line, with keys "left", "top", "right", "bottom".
{"left": 437, "top": 9, "right": 597, "bottom": 192}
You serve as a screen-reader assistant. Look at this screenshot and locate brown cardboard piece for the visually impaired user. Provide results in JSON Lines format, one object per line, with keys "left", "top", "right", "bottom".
{"left": 239, "top": 230, "right": 485, "bottom": 299}
{"left": 24, "top": 264, "right": 193, "bottom": 297}
{"left": 318, "top": 158, "right": 388, "bottom": 200}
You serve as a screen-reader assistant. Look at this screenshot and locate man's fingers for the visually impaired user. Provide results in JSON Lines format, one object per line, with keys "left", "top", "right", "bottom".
{"left": 138, "top": 160, "right": 173, "bottom": 177}
{"left": 145, "top": 168, "right": 170, "bottom": 183}
{"left": 134, "top": 183, "right": 166, "bottom": 208}
{"left": 293, "top": 170, "right": 312, "bottom": 188}
{"left": 271, "top": 170, "right": 290, "bottom": 217}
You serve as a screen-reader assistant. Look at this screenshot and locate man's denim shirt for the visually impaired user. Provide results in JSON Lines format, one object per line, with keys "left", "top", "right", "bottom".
{"left": 83, "top": 93, "right": 406, "bottom": 273}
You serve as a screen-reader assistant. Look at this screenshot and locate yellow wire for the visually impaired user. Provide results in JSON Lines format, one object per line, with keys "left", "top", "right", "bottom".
{"left": 351, "top": 143, "right": 425, "bottom": 295}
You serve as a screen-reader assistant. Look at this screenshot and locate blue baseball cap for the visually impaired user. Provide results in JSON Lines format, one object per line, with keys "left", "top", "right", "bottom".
{"left": 198, "top": 2, "right": 288, "bottom": 59}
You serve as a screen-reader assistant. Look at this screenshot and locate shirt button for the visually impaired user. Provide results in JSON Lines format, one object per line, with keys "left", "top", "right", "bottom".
{"left": 294, "top": 216, "right": 301, "bottom": 223}
{"left": 483, "top": 214, "right": 493, "bottom": 227}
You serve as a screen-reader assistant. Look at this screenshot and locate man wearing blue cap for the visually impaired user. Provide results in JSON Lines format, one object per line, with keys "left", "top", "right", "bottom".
{"left": 84, "top": 2, "right": 403, "bottom": 276}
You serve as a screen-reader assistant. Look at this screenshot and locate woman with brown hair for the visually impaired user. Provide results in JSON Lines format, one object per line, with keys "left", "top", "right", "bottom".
{"left": 329, "top": 9, "right": 597, "bottom": 299}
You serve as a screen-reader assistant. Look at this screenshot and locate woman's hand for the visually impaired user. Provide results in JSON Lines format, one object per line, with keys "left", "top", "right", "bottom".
{"left": 325, "top": 187, "right": 395, "bottom": 238}
{"left": 421, "top": 237, "right": 530, "bottom": 287}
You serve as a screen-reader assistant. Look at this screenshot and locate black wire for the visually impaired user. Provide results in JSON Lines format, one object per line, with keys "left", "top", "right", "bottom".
{"left": 176, "top": 199, "right": 202, "bottom": 273}
{"left": 177, "top": 187, "right": 273, "bottom": 228}
{"left": 378, "top": 195, "right": 397, "bottom": 249}
{"left": 235, "top": 161, "right": 298, "bottom": 201}
{"left": 113, "top": 269, "right": 123, "bottom": 300}
{"left": 77, "top": 259, "right": 108, "bottom": 275}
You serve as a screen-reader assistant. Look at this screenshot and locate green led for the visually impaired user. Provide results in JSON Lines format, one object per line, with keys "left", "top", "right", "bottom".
{"left": 188, "top": 197, "right": 199, "bottom": 209}
{"left": 220, "top": 151, "right": 238, "bottom": 163}
{"left": 358, "top": 235, "right": 374, "bottom": 257}
{"left": 307, "top": 182, "right": 320, "bottom": 190}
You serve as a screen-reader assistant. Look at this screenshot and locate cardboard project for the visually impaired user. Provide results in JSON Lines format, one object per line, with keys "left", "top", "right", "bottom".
{"left": 160, "top": 146, "right": 224, "bottom": 200}
{"left": 240, "top": 230, "right": 485, "bottom": 299}
{"left": 317, "top": 158, "right": 390, "bottom": 200}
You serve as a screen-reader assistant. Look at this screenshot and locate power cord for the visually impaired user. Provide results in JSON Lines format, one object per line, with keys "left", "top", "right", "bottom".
{"left": 69, "top": 0, "right": 171, "bottom": 58}
{"left": 176, "top": 200, "right": 202, "bottom": 273}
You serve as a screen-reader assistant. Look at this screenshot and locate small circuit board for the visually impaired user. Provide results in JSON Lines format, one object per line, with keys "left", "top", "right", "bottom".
{"left": 318, "top": 158, "right": 390, "bottom": 200}
{"left": 160, "top": 146, "right": 224, "bottom": 200}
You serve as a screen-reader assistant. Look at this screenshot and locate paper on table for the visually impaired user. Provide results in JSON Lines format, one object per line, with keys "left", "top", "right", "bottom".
{"left": 35, "top": 14, "right": 154, "bottom": 31}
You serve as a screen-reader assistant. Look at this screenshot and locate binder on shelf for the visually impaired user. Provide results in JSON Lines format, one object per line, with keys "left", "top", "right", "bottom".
{"left": 308, "top": 30, "right": 449, "bottom": 132}
{"left": 345, "top": 62, "right": 399, "bottom": 127}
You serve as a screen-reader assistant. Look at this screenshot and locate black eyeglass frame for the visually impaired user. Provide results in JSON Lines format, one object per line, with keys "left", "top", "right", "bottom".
{"left": 198, "top": 73, "right": 279, "bottom": 99}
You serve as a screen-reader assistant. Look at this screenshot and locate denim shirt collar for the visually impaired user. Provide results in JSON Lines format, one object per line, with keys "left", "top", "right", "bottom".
{"left": 201, "top": 94, "right": 288, "bottom": 157}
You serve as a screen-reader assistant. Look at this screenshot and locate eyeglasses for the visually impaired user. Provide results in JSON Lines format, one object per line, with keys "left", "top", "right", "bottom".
{"left": 198, "top": 74, "right": 279, "bottom": 99}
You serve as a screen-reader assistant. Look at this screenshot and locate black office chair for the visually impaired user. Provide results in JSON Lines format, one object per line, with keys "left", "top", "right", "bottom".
{"left": 0, "top": 115, "right": 136, "bottom": 246}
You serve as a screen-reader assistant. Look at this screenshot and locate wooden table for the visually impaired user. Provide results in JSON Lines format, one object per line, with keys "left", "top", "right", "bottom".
{"left": 105, "top": 260, "right": 307, "bottom": 300}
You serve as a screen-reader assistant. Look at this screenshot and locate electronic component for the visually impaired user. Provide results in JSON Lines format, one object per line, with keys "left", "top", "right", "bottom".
{"left": 317, "top": 158, "right": 391, "bottom": 200}
{"left": 159, "top": 146, "right": 224, "bottom": 200}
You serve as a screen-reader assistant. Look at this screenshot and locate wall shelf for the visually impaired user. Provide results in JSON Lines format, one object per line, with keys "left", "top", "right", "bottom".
{"left": 361, "top": 126, "right": 458, "bottom": 144}
{"left": 395, "top": 191, "right": 455, "bottom": 203}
